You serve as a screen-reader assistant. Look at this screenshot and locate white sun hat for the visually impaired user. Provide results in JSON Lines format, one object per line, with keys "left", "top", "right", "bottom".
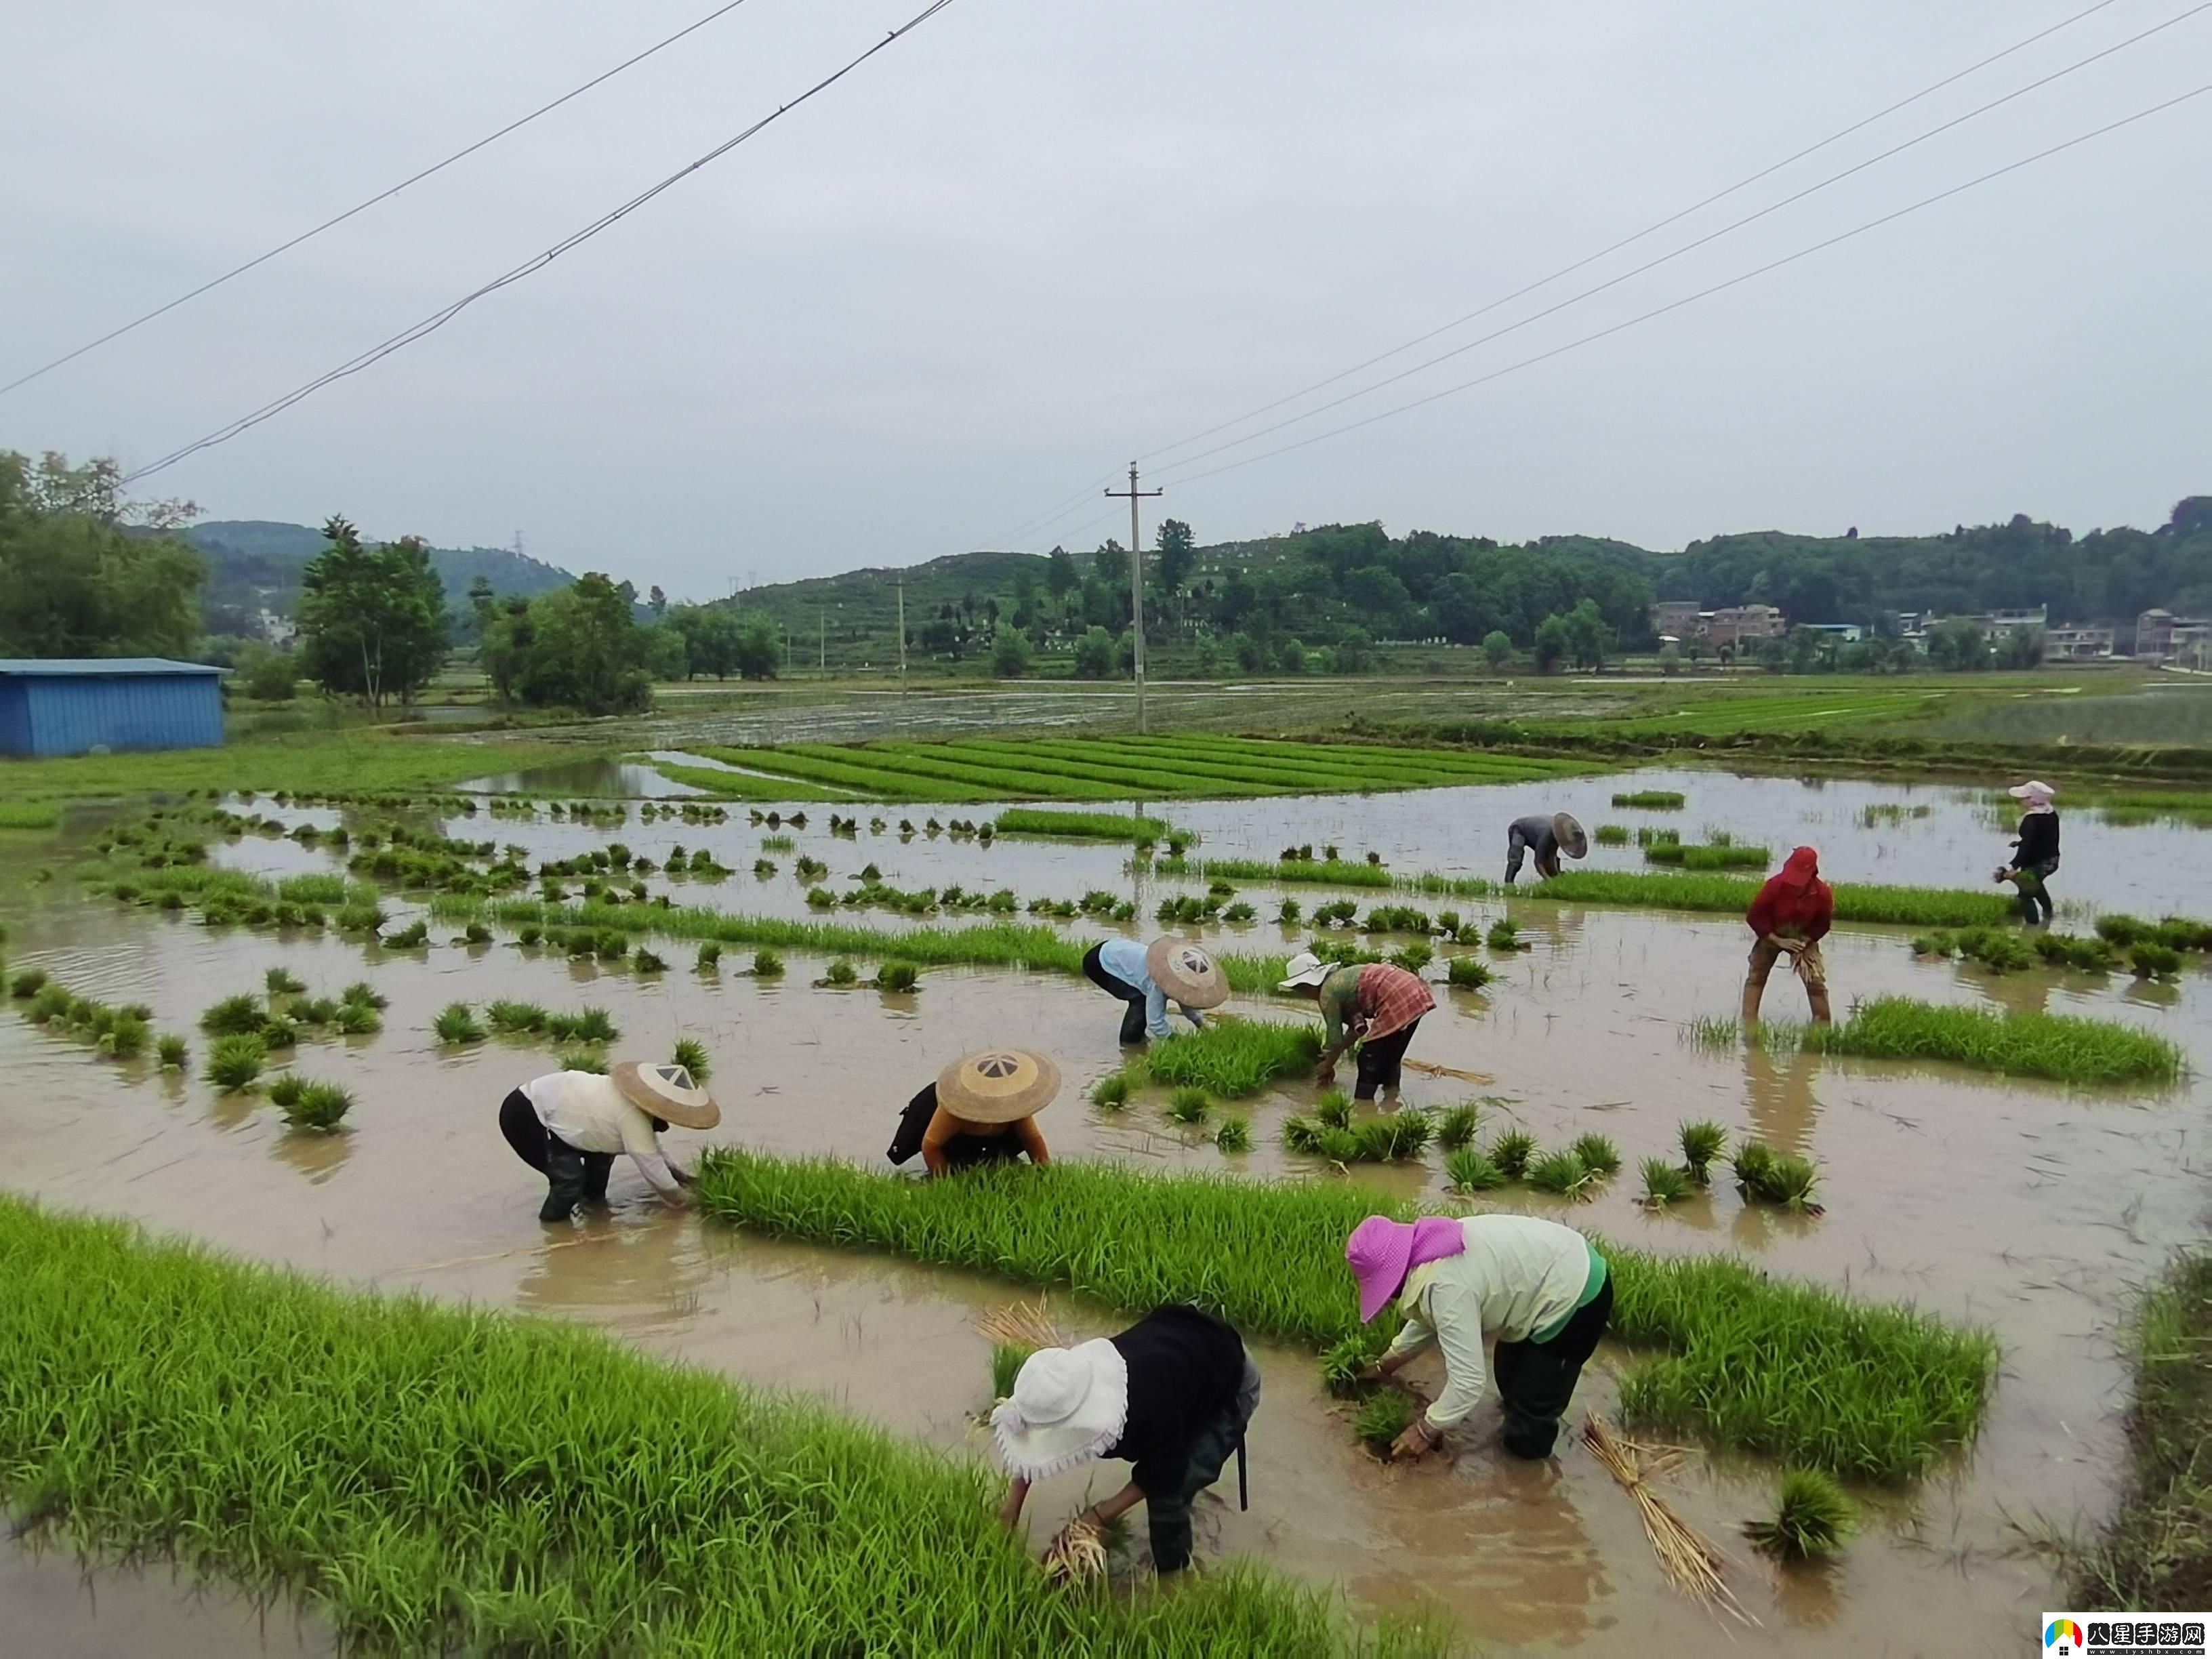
{"left": 1277, "top": 950, "right": 1331, "bottom": 991}
{"left": 990, "top": 1339, "right": 1130, "bottom": 1482}
{"left": 2007, "top": 780, "right": 2057, "bottom": 801}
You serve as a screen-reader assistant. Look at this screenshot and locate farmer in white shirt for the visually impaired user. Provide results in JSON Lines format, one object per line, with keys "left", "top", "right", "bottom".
{"left": 498, "top": 1061, "right": 718, "bottom": 1223}
{"left": 1345, "top": 1213, "right": 1612, "bottom": 1461}
{"left": 1081, "top": 937, "right": 1227, "bottom": 1045}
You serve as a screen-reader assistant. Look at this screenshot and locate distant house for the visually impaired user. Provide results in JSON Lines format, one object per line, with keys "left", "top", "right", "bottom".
{"left": 1798, "top": 623, "right": 1864, "bottom": 644}
{"left": 1701, "top": 605, "right": 1787, "bottom": 653}
{"left": 2137, "top": 609, "right": 2212, "bottom": 666}
{"left": 2045, "top": 625, "right": 2115, "bottom": 661}
{"left": 0, "top": 659, "right": 227, "bottom": 758}
{"left": 1649, "top": 600, "right": 1702, "bottom": 642}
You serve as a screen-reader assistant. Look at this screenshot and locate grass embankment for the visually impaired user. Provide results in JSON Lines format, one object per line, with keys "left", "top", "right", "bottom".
{"left": 0, "top": 730, "right": 580, "bottom": 804}
{"left": 994, "top": 807, "right": 1174, "bottom": 842}
{"left": 0, "top": 1196, "right": 1433, "bottom": 1658}
{"left": 696, "top": 1155, "right": 1999, "bottom": 1481}
{"left": 1530, "top": 870, "right": 2015, "bottom": 928}
{"left": 691, "top": 733, "right": 1593, "bottom": 803}
{"left": 1805, "top": 996, "right": 2185, "bottom": 1086}
{"left": 0, "top": 801, "right": 63, "bottom": 830}
{"left": 2070, "top": 1249, "right": 2212, "bottom": 1609}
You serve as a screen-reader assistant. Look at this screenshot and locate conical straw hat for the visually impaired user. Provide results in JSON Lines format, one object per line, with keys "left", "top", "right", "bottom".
{"left": 611, "top": 1060, "right": 721, "bottom": 1130}
{"left": 1551, "top": 812, "right": 1589, "bottom": 859}
{"left": 937, "top": 1048, "right": 1061, "bottom": 1124}
{"left": 1145, "top": 937, "right": 1229, "bottom": 1010}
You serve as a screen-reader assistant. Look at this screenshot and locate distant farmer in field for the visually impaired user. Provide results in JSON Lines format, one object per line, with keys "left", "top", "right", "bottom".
{"left": 1504, "top": 811, "right": 1588, "bottom": 884}
{"left": 887, "top": 1048, "right": 1059, "bottom": 1176}
{"left": 1997, "top": 779, "right": 2061, "bottom": 926}
{"left": 1345, "top": 1213, "right": 1612, "bottom": 1462}
{"left": 1742, "top": 845, "right": 1834, "bottom": 1027}
{"left": 499, "top": 1061, "right": 715, "bottom": 1223}
{"left": 1279, "top": 952, "right": 1436, "bottom": 1101}
{"left": 1082, "top": 937, "right": 1227, "bottom": 1046}
{"left": 996, "top": 1303, "right": 1260, "bottom": 1576}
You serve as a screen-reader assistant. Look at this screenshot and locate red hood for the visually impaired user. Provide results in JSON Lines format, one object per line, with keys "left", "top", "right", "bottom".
{"left": 1778, "top": 846, "right": 1820, "bottom": 887}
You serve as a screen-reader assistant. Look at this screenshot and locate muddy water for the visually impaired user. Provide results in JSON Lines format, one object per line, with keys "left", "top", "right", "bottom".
{"left": 0, "top": 1540, "right": 331, "bottom": 1658}
{"left": 8, "top": 808, "right": 2212, "bottom": 1654}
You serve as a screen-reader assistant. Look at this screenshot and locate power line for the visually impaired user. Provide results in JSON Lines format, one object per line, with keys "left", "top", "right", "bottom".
{"left": 1164, "top": 83, "right": 2209, "bottom": 490}
{"left": 1151, "top": 0, "right": 2210, "bottom": 483}
{"left": 1, "top": 0, "right": 768, "bottom": 400}
{"left": 1134, "top": 0, "right": 2136, "bottom": 469}
{"left": 119, "top": 0, "right": 958, "bottom": 486}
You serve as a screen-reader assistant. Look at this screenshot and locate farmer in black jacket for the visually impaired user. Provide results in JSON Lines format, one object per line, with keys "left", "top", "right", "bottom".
{"left": 994, "top": 1305, "right": 1261, "bottom": 1574}
{"left": 1998, "top": 780, "right": 2061, "bottom": 925}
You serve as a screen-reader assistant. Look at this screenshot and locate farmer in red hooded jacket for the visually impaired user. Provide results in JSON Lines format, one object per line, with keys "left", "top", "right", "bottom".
{"left": 1742, "top": 846, "right": 1834, "bottom": 1027}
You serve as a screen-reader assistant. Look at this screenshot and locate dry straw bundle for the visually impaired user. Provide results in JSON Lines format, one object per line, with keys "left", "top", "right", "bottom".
{"left": 1041, "top": 1515, "right": 1107, "bottom": 1586}
{"left": 1582, "top": 1413, "right": 1755, "bottom": 1626}
{"left": 975, "top": 1300, "right": 1067, "bottom": 1355}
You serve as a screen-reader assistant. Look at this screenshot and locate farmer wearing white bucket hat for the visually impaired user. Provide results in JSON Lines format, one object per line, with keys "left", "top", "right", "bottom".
{"left": 1081, "top": 936, "right": 1225, "bottom": 1045}
{"left": 886, "top": 1048, "right": 1059, "bottom": 1176}
{"left": 1504, "top": 811, "right": 1587, "bottom": 884}
{"left": 497, "top": 1061, "right": 717, "bottom": 1223}
{"left": 996, "top": 1305, "right": 1261, "bottom": 1576}
{"left": 1279, "top": 951, "right": 1435, "bottom": 1101}
{"left": 1997, "top": 781, "right": 2061, "bottom": 926}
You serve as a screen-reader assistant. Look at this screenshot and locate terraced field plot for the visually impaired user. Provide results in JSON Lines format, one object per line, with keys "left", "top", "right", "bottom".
{"left": 691, "top": 733, "right": 1597, "bottom": 802}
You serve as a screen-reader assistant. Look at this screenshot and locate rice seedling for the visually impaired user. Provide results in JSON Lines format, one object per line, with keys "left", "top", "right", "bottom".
{"left": 760, "top": 834, "right": 797, "bottom": 853}
{"left": 9, "top": 968, "right": 47, "bottom": 998}
{"left": 1445, "top": 1147, "right": 1505, "bottom": 1193}
{"left": 1528, "top": 1149, "right": 1593, "bottom": 1200}
{"left": 1319, "top": 1332, "right": 1383, "bottom": 1397}
{"left": 1314, "top": 1088, "right": 1355, "bottom": 1130}
{"left": 558, "top": 1049, "right": 608, "bottom": 1073}
{"left": 1222, "top": 901, "right": 1258, "bottom": 924}
{"left": 823, "top": 960, "right": 859, "bottom": 987}
{"left": 1276, "top": 897, "right": 1303, "bottom": 925}
{"left": 1803, "top": 996, "right": 2183, "bottom": 1086}
{"left": 874, "top": 960, "right": 922, "bottom": 994}
{"left": 994, "top": 808, "right": 1172, "bottom": 842}
{"left": 205, "top": 1033, "right": 266, "bottom": 1090}
{"left": 1613, "top": 790, "right": 1686, "bottom": 808}
{"left": 1387, "top": 942, "right": 1432, "bottom": 974}
{"left": 1639, "top": 1158, "right": 1693, "bottom": 1208}
{"left": 1635, "top": 825, "right": 1681, "bottom": 848}
{"left": 1679, "top": 1121, "right": 1727, "bottom": 1183}
{"left": 433, "top": 1002, "right": 487, "bottom": 1045}
{"left": 1131, "top": 1017, "right": 1324, "bottom": 1099}
{"left": 340, "top": 980, "right": 388, "bottom": 1010}
{"left": 2131, "top": 941, "right": 2184, "bottom": 980}
{"left": 2096, "top": 913, "right": 2152, "bottom": 945}
{"left": 384, "top": 920, "right": 430, "bottom": 949}
{"left": 1643, "top": 842, "right": 1771, "bottom": 871}
{"left": 293, "top": 997, "right": 340, "bottom": 1027}
{"left": 752, "top": 949, "right": 785, "bottom": 977}
{"left": 1486, "top": 918, "right": 1524, "bottom": 951}
{"left": 517, "top": 925, "right": 544, "bottom": 947}
{"left": 264, "top": 966, "right": 306, "bottom": 997}
{"left": 989, "top": 1340, "right": 1033, "bottom": 1400}
{"left": 1351, "top": 1112, "right": 1435, "bottom": 1162}
{"left": 1490, "top": 1129, "right": 1536, "bottom": 1179}
{"left": 1531, "top": 871, "right": 2016, "bottom": 928}
{"left": 571, "top": 1006, "right": 619, "bottom": 1044}
{"left": 266, "top": 1073, "right": 307, "bottom": 1109}
{"left": 258, "top": 1016, "right": 298, "bottom": 1050}
{"left": 199, "top": 993, "right": 265, "bottom": 1036}
{"left": 1593, "top": 823, "right": 1630, "bottom": 845}
{"left": 0, "top": 1194, "right": 1397, "bottom": 1657}
{"left": 1435, "top": 1103, "right": 1481, "bottom": 1149}
{"left": 486, "top": 1000, "right": 550, "bottom": 1035}
{"left": 1165, "top": 1086, "right": 1211, "bottom": 1124}
{"left": 333, "top": 1002, "right": 381, "bottom": 1036}
{"left": 671, "top": 1038, "right": 712, "bottom": 1082}
{"left": 1354, "top": 1389, "right": 1418, "bottom": 1455}
{"left": 1570, "top": 1133, "right": 1622, "bottom": 1178}
{"left": 157, "top": 1033, "right": 188, "bottom": 1069}
{"left": 1214, "top": 1115, "right": 1252, "bottom": 1153}
{"left": 1744, "top": 1469, "right": 1856, "bottom": 1561}
{"left": 100, "top": 1017, "right": 150, "bottom": 1059}
{"left": 1090, "top": 1073, "right": 1130, "bottom": 1110}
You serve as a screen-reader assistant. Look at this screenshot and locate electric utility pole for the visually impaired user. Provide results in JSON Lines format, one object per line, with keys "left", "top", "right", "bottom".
{"left": 1105, "top": 462, "right": 1163, "bottom": 733}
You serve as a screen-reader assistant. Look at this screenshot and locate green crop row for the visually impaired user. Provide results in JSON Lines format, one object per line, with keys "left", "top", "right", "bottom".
{"left": 694, "top": 1153, "right": 2001, "bottom": 1481}
{"left": 1529, "top": 870, "right": 2015, "bottom": 928}
{"left": 994, "top": 807, "right": 1174, "bottom": 841}
{"left": 644, "top": 760, "right": 859, "bottom": 802}
{"left": 1155, "top": 857, "right": 1398, "bottom": 890}
{"left": 0, "top": 1195, "right": 1433, "bottom": 1656}
{"left": 1110, "top": 1017, "right": 1322, "bottom": 1098}
{"left": 775, "top": 743, "right": 1139, "bottom": 802}
{"left": 1804, "top": 996, "right": 2184, "bottom": 1086}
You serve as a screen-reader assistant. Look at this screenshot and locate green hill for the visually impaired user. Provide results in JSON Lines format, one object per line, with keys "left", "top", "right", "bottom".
{"left": 189, "top": 520, "right": 574, "bottom": 632}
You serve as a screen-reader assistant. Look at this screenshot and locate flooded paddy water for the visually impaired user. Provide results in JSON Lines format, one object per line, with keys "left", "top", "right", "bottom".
{"left": 3, "top": 764, "right": 2209, "bottom": 1654}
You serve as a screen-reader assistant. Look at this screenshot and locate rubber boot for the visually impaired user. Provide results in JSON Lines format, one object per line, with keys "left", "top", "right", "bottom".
{"left": 1805, "top": 983, "right": 1833, "bottom": 1025}
{"left": 541, "top": 1139, "right": 592, "bottom": 1223}
{"left": 1740, "top": 977, "right": 1765, "bottom": 1029}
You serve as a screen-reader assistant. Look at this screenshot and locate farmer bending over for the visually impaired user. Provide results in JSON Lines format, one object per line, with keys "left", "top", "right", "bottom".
{"left": 1346, "top": 1213, "right": 1612, "bottom": 1461}
{"left": 996, "top": 1304, "right": 1261, "bottom": 1576}
{"left": 498, "top": 1061, "right": 714, "bottom": 1224}
{"left": 1081, "top": 936, "right": 1226, "bottom": 1046}
{"left": 1742, "top": 845, "right": 1833, "bottom": 1027}
{"left": 1504, "top": 811, "right": 1588, "bottom": 884}
{"left": 1279, "top": 951, "right": 1435, "bottom": 1101}
{"left": 887, "top": 1048, "right": 1057, "bottom": 1176}
{"left": 1997, "top": 779, "right": 2060, "bottom": 926}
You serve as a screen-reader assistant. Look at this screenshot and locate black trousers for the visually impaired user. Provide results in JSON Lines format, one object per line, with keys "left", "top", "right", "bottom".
{"left": 499, "top": 1088, "right": 613, "bottom": 1223}
{"left": 1353, "top": 1019, "right": 1420, "bottom": 1100}
{"left": 1492, "top": 1275, "right": 1614, "bottom": 1458}
{"left": 1083, "top": 942, "right": 1151, "bottom": 1046}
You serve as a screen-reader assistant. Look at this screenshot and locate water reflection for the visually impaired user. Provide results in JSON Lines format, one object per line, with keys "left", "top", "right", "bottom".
{"left": 1742, "top": 1045, "right": 1822, "bottom": 1155}
{"left": 268, "top": 1126, "right": 354, "bottom": 1185}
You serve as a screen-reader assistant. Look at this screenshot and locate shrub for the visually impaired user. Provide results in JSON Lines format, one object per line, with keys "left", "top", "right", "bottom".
{"left": 1445, "top": 1147, "right": 1505, "bottom": 1192}
{"left": 1569, "top": 1133, "right": 1622, "bottom": 1178}
{"left": 205, "top": 1034, "right": 267, "bottom": 1091}
{"left": 1434, "top": 1103, "right": 1481, "bottom": 1149}
{"left": 1490, "top": 1130, "right": 1536, "bottom": 1179}
{"left": 1744, "top": 1469, "right": 1856, "bottom": 1560}
{"left": 434, "top": 1003, "right": 487, "bottom": 1045}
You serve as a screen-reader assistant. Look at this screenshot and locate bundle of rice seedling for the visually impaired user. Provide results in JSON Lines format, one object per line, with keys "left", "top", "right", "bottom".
{"left": 1570, "top": 1133, "right": 1622, "bottom": 1178}
{"left": 1214, "top": 1115, "right": 1252, "bottom": 1153}
{"left": 9, "top": 968, "right": 47, "bottom": 998}
{"left": 1446, "top": 1147, "right": 1505, "bottom": 1193}
{"left": 199, "top": 994, "right": 265, "bottom": 1036}
{"left": 1491, "top": 1129, "right": 1536, "bottom": 1180}
{"left": 433, "top": 1003, "right": 486, "bottom": 1044}
{"left": 696, "top": 941, "right": 724, "bottom": 972}
{"left": 1353, "top": 1112, "right": 1434, "bottom": 1162}
{"left": 340, "top": 981, "right": 388, "bottom": 1010}
{"left": 1641, "top": 1159, "right": 1692, "bottom": 1208}
{"left": 1679, "top": 1121, "right": 1727, "bottom": 1184}
{"left": 875, "top": 961, "right": 922, "bottom": 993}
{"left": 1528, "top": 1149, "right": 1592, "bottom": 1199}
{"left": 559, "top": 1050, "right": 608, "bottom": 1074}
{"left": 1435, "top": 1103, "right": 1481, "bottom": 1149}
{"left": 156, "top": 1033, "right": 188, "bottom": 1069}
{"left": 1582, "top": 1414, "right": 1749, "bottom": 1620}
{"left": 752, "top": 949, "right": 785, "bottom": 978}
{"left": 1354, "top": 1389, "right": 1418, "bottom": 1456}
{"left": 1734, "top": 1141, "right": 1822, "bottom": 1211}
{"left": 1090, "top": 1074, "right": 1130, "bottom": 1110}
{"left": 822, "top": 960, "right": 859, "bottom": 987}
{"left": 1319, "top": 1332, "right": 1382, "bottom": 1397}
{"left": 671, "top": 1038, "right": 712, "bottom": 1082}
{"left": 205, "top": 1034, "right": 266, "bottom": 1092}
{"left": 1164, "top": 1086, "right": 1210, "bottom": 1124}
{"left": 1314, "top": 1089, "right": 1355, "bottom": 1130}
{"left": 1744, "top": 1469, "right": 1856, "bottom": 1561}
{"left": 333, "top": 1002, "right": 380, "bottom": 1036}
{"left": 633, "top": 950, "right": 669, "bottom": 975}
{"left": 1446, "top": 956, "right": 1492, "bottom": 989}
{"left": 266, "top": 1073, "right": 307, "bottom": 1109}
{"left": 486, "top": 1000, "right": 549, "bottom": 1035}
{"left": 264, "top": 967, "right": 306, "bottom": 997}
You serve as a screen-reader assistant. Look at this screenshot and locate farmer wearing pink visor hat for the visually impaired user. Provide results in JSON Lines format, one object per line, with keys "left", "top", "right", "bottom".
{"left": 1344, "top": 1212, "right": 1611, "bottom": 1462}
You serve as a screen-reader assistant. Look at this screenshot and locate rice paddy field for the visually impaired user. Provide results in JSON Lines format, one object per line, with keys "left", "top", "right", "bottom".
{"left": 3, "top": 747, "right": 2210, "bottom": 1654}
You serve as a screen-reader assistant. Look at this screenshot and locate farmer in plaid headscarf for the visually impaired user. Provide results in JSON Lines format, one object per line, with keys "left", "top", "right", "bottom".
{"left": 1278, "top": 954, "right": 1435, "bottom": 1102}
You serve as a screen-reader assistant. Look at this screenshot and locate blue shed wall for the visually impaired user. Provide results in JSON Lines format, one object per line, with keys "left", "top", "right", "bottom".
{"left": 0, "top": 684, "right": 30, "bottom": 756}
{"left": 9, "top": 675, "right": 224, "bottom": 757}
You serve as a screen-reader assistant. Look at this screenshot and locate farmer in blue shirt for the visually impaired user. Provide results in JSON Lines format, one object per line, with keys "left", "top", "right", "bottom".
{"left": 1082, "top": 937, "right": 1228, "bottom": 1044}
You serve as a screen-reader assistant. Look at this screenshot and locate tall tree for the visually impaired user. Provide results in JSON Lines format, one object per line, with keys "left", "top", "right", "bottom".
{"left": 506, "top": 573, "right": 653, "bottom": 714}
{"left": 295, "top": 517, "right": 450, "bottom": 706}
{"left": 1154, "top": 517, "right": 1197, "bottom": 634}
{"left": 0, "top": 450, "right": 205, "bottom": 658}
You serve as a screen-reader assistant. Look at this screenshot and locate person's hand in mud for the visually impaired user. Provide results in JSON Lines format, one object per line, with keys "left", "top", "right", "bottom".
{"left": 1389, "top": 1418, "right": 1440, "bottom": 1462}
{"left": 670, "top": 1164, "right": 697, "bottom": 1188}
{"left": 1314, "top": 1061, "right": 1337, "bottom": 1086}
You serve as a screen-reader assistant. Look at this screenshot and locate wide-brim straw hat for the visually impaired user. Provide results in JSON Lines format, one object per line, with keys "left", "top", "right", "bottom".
{"left": 1551, "top": 812, "right": 1589, "bottom": 859}
{"left": 1145, "top": 936, "right": 1229, "bottom": 1010}
{"left": 991, "top": 1338, "right": 1130, "bottom": 1481}
{"left": 937, "top": 1048, "right": 1061, "bottom": 1124}
{"left": 611, "top": 1059, "right": 721, "bottom": 1130}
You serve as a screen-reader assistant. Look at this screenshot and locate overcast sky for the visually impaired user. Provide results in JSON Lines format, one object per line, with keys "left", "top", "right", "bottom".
{"left": 4, "top": 0, "right": 2207, "bottom": 595}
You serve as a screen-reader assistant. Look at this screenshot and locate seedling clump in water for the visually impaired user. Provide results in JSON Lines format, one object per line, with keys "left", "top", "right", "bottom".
{"left": 1446, "top": 1147, "right": 1506, "bottom": 1192}
{"left": 1354, "top": 1389, "right": 1418, "bottom": 1455}
{"left": 1490, "top": 1129, "right": 1536, "bottom": 1180}
{"left": 1745, "top": 1469, "right": 1856, "bottom": 1560}
{"left": 1569, "top": 1133, "right": 1622, "bottom": 1178}
{"left": 1641, "top": 1159, "right": 1692, "bottom": 1208}
{"left": 671, "top": 1038, "right": 712, "bottom": 1082}
{"left": 1214, "top": 1115, "right": 1251, "bottom": 1152}
{"left": 1165, "top": 1086, "right": 1210, "bottom": 1124}
{"left": 1435, "top": 1103, "right": 1481, "bottom": 1149}
{"left": 1679, "top": 1120, "right": 1727, "bottom": 1183}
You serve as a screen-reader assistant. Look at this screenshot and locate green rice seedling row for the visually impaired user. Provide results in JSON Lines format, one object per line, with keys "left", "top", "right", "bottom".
{"left": 993, "top": 807, "right": 1175, "bottom": 841}
{"left": 694, "top": 1152, "right": 2000, "bottom": 1479}
{"left": 1805, "top": 996, "right": 2184, "bottom": 1086}
{"left": 1530, "top": 871, "right": 2017, "bottom": 928}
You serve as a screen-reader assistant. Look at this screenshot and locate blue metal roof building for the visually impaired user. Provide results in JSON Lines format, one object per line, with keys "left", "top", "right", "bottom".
{"left": 0, "top": 659, "right": 227, "bottom": 758}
